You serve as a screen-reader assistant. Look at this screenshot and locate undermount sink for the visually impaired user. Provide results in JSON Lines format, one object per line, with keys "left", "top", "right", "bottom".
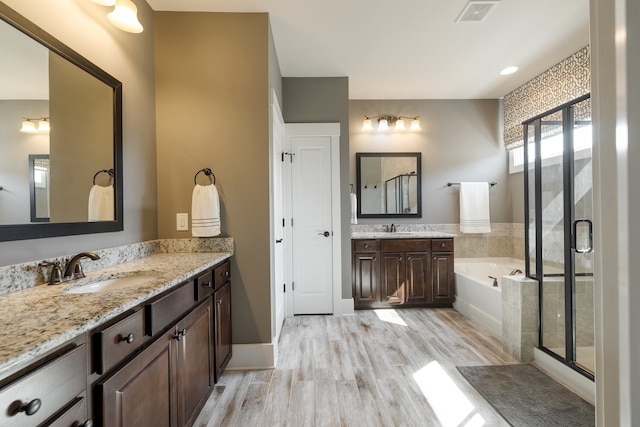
{"left": 63, "top": 273, "right": 160, "bottom": 294}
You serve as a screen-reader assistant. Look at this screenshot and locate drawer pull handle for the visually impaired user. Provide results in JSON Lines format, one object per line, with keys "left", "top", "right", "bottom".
{"left": 223, "top": 271, "right": 230, "bottom": 277}
{"left": 174, "top": 329, "right": 187, "bottom": 341}
{"left": 79, "top": 420, "right": 94, "bottom": 427}
{"left": 203, "top": 281, "right": 214, "bottom": 288}
{"left": 216, "top": 299, "right": 223, "bottom": 305}
{"left": 119, "top": 333, "right": 135, "bottom": 344}
{"left": 18, "top": 398, "right": 41, "bottom": 416}
{"left": 364, "top": 244, "right": 369, "bottom": 249}
{"left": 441, "top": 243, "right": 446, "bottom": 248}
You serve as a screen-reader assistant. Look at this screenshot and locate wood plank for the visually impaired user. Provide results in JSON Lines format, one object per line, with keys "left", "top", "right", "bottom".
{"left": 286, "top": 381, "right": 314, "bottom": 426}
{"left": 313, "top": 368, "right": 341, "bottom": 427}
{"left": 262, "top": 369, "right": 293, "bottom": 426}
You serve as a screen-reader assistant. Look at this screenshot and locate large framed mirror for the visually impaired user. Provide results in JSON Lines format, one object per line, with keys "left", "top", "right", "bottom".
{"left": 0, "top": 3, "right": 123, "bottom": 242}
{"left": 356, "top": 152, "right": 422, "bottom": 218}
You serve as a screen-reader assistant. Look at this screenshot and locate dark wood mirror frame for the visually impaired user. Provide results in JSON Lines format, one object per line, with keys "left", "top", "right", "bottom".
{"left": 0, "top": 3, "right": 123, "bottom": 242}
{"left": 356, "top": 152, "right": 422, "bottom": 219}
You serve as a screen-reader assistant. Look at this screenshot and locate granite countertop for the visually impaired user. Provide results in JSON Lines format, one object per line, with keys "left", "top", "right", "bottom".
{"left": 0, "top": 251, "right": 232, "bottom": 376}
{"left": 351, "top": 231, "right": 456, "bottom": 239}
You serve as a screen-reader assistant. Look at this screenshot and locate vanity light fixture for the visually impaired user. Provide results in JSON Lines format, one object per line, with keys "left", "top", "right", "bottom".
{"left": 20, "top": 117, "right": 50, "bottom": 133}
{"left": 362, "top": 115, "right": 421, "bottom": 131}
{"left": 90, "top": 0, "right": 143, "bottom": 34}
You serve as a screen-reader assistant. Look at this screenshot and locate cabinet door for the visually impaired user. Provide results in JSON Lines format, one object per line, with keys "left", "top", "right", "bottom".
{"left": 98, "top": 328, "right": 178, "bottom": 427}
{"left": 176, "top": 301, "right": 214, "bottom": 427}
{"left": 432, "top": 254, "right": 454, "bottom": 303}
{"left": 353, "top": 252, "right": 378, "bottom": 308}
{"left": 214, "top": 282, "right": 232, "bottom": 382}
{"left": 380, "top": 252, "right": 405, "bottom": 304}
{"left": 405, "top": 252, "right": 431, "bottom": 305}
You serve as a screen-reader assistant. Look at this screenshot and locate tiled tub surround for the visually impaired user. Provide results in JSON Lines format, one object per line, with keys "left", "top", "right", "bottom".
{"left": 502, "top": 276, "right": 539, "bottom": 362}
{"left": 351, "top": 223, "right": 524, "bottom": 259}
{"left": 0, "top": 238, "right": 233, "bottom": 376}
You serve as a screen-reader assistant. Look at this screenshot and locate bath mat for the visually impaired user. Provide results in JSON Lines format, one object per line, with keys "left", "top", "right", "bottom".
{"left": 457, "top": 364, "right": 594, "bottom": 427}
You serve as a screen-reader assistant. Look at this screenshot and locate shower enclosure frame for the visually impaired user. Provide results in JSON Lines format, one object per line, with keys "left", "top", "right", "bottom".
{"left": 523, "top": 93, "right": 594, "bottom": 381}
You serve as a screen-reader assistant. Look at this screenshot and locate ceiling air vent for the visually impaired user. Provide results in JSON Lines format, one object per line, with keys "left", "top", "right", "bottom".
{"left": 456, "top": 1, "right": 500, "bottom": 23}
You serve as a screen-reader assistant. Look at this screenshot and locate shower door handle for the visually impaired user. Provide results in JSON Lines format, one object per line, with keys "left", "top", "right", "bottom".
{"left": 572, "top": 219, "right": 593, "bottom": 254}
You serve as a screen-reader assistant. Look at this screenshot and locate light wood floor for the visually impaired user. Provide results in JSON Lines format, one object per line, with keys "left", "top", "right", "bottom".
{"left": 194, "top": 308, "right": 518, "bottom": 427}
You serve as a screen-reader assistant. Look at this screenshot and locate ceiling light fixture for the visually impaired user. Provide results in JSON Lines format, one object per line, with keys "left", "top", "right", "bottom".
{"left": 362, "top": 115, "right": 421, "bottom": 131}
{"left": 20, "top": 117, "right": 50, "bottom": 133}
{"left": 500, "top": 66, "right": 518, "bottom": 75}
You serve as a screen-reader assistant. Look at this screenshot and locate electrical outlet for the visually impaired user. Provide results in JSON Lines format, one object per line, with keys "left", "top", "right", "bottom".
{"left": 176, "top": 213, "right": 188, "bottom": 231}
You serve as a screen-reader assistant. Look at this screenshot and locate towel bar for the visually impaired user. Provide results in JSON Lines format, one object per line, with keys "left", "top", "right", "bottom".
{"left": 447, "top": 181, "right": 497, "bottom": 187}
{"left": 194, "top": 168, "right": 216, "bottom": 185}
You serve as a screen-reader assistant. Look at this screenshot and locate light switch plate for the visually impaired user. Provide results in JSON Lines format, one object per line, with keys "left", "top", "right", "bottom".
{"left": 176, "top": 213, "right": 188, "bottom": 231}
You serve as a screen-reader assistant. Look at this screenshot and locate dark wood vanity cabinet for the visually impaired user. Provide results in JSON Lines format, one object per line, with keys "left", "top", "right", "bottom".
{"left": 93, "top": 259, "right": 231, "bottom": 427}
{"left": 352, "top": 238, "right": 454, "bottom": 309}
{"left": 0, "top": 339, "right": 90, "bottom": 427}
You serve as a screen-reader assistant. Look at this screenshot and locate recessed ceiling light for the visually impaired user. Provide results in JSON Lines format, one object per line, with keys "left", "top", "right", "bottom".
{"left": 500, "top": 66, "right": 518, "bottom": 75}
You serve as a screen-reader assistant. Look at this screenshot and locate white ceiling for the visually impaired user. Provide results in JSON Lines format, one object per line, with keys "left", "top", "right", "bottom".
{"left": 146, "top": 0, "right": 590, "bottom": 100}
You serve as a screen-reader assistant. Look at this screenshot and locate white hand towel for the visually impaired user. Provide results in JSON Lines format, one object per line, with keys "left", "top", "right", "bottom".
{"left": 192, "top": 184, "right": 221, "bottom": 237}
{"left": 460, "top": 182, "right": 491, "bottom": 233}
{"left": 88, "top": 185, "right": 114, "bottom": 222}
{"left": 350, "top": 192, "right": 358, "bottom": 224}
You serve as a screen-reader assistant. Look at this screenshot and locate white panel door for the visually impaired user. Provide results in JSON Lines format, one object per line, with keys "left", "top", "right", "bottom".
{"left": 271, "top": 99, "right": 286, "bottom": 340}
{"left": 291, "top": 135, "right": 333, "bottom": 314}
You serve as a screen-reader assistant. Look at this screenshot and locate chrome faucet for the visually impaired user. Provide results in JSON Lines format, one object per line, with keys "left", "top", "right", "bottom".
{"left": 63, "top": 252, "right": 100, "bottom": 280}
{"left": 488, "top": 276, "right": 498, "bottom": 287}
{"left": 510, "top": 269, "right": 523, "bottom": 275}
{"left": 384, "top": 223, "right": 397, "bottom": 232}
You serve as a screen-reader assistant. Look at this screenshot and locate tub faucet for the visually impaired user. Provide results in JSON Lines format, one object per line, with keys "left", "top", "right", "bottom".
{"left": 488, "top": 276, "right": 498, "bottom": 287}
{"left": 63, "top": 252, "right": 100, "bottom": 280}
{"left": 510, "top": 269, "right": 523, "bottom": 275}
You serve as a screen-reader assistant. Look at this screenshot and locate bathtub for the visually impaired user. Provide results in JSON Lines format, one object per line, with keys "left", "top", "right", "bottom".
{"left": 453, "top": 257, "right": 525, "bottom": 337}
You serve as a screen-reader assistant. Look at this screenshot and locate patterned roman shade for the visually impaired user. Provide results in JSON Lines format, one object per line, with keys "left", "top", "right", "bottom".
{"left": 503, "top": 46, "right": 591, "bottom": 150}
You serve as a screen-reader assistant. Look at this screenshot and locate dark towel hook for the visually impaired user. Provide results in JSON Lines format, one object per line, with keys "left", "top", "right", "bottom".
{"left": 93, "top": 169, "right": 114, "bottom": 185}
{"left": 194, "top": 168, "right": 216, "bottom": 185}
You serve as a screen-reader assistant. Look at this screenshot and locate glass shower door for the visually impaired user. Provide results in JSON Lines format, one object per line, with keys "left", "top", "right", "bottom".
{"left": 572, "top": 98, "right": 594, "bottom": 374}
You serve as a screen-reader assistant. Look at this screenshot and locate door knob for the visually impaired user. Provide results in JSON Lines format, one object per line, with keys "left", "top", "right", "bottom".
{"left": 318, "top": 231, "right": 330, "bottom": 237}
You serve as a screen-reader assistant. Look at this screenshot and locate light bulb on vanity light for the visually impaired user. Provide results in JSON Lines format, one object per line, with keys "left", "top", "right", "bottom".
{"left": 395, "top": 119, "right": 406, "bottom": 130}
{"left": 410, "top": 118, "right": 421, "bottom": 131}
{"left": 38, "top": 118, "right": 50, "bottom": 132}
{"left": 362, "top": 118, "right": 373, "bottom": 131}
{"left": 378, "top": 119, "right": 389, "bottom": 131}
{"left": 107, "top": 0, "right": 143, "bottom": 33}
{"left": 20, "top": 120, "right": 37, "bottom": 133}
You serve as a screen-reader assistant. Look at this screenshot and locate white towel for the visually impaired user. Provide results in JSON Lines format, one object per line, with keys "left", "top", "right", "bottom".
{"left": 350, "top": 192, "right": 358, "bottom": 224}
{"left": 88, "top": 185, "right": 114, "bottom": 222}
{"left": 192, "top": 184, "right": 221, "bottom": 237}
{"left": 460, "top": 182, "right": 491, "bottom": 233}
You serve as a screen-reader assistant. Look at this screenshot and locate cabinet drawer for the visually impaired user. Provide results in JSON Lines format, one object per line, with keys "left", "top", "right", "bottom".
{"left": 146, "top": 282, "right": 196, "bottom": 336}
{"left": 195, "top": 269, "right": 214, "bottom": 301}
{"left": 380, "top": 239, "right": 430, "bottom": 252}
{"left": 0, "top": 345, "right": 86, "bottom": 427}
{"left": 214, "top": 261, "right": 230, "bottom": 290}
{"left": 48, "top": 395, "right": 89, "bottom": 427}
{"left": 353, "top": 239, "right": 378, "bottom": 252}
{"left": 432, "top": 239, "right": 454, "bottom": 252}
{"left": 95, "top": 309, "right": 146, "bottom": 374}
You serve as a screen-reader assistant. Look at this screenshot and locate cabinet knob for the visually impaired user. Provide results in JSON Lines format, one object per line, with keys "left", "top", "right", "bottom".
{"left": 216, "top": 299, "right": 223, "bottom": 305}
{"left": 407, "top": 256, "right": 412, "bottom": 260}
{"left": 364, "top": 244, "right": 369, "bottom": 249}
{"left": 119, "top": 333, "right": 135, "bottom": 344}
{"left": 79, "top": 420, "right": 94, "bottom": 427}
{"left": 202, "top": 281, "right": 213, "bottom": 288}
{"left": 441, "top": 243, "right": 446, "bottom": 248}
{"left": 18, "top": 398, "right": 41, "bottom": 416}
{"left": 224, "top": 271, "right": 230, "bottom": 277}
{"left": 398, "top": 256, "right": 402, "bottom": 261}
{"left": 174, "top": 328, "right": 187, "bottom": 341}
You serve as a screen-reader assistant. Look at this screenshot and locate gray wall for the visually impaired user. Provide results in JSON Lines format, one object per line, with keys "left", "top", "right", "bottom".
{"left": 281, "top": 77, "right": 351, "bottom": 298}
{"left": 0, "top": 0, "right": 157, "bottom": 266}
{"left": 155, "top": 12, "right": 276, "bottom": 344}
{"left": 350, "top": 99, "right": 511, "bottom": 225}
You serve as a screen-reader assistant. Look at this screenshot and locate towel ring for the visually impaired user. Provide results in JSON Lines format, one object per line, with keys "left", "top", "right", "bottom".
{"left": 194, "top": 168, "right": 216, "bottom": 185}
{"left": 93, "top": 169, "right": 114, "bottom": 185}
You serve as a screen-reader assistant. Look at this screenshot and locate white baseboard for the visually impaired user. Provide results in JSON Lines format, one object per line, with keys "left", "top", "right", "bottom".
{"left": 336, "top": 298, "right": 355, "bottom": 315}
{"left": 226, "top": 343, "right": 276, "bottom": 370}
{"left": 533, "top": 348, "right": 595, "bottom": 404}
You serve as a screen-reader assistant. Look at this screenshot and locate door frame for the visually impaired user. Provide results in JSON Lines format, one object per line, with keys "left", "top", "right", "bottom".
{"left": 284, "top": 123, "right": 342, "bottom": 317}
